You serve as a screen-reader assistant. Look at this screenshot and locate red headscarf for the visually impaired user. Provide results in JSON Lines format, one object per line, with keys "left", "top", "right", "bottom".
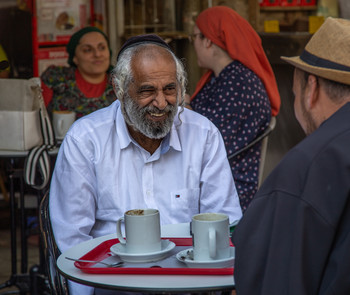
{"left": 191, "top": 6, "right": 280, "bottom": 116}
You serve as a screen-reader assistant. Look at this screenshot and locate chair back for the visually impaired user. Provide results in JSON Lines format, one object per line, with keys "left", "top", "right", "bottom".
{"left": 258, "top": 117, "right": 276, "bottom": 187}
{"left": 228, "top": 116, "right": 277, "bottom": 187}
{"left": 39, "top": 191, "right": 69, "bottom": 295}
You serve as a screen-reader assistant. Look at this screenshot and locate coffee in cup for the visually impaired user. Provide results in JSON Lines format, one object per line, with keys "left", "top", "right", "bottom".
{"left": 116, "top": 209, "right": 161, "bottom": 254}
{"left": 191, "top": 213, "right": 230, "bottom": 261}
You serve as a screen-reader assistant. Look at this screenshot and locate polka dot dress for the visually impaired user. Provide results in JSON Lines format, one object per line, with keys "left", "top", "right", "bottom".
{"left": 191, "top": 61, "right": 271, "bottom": 212}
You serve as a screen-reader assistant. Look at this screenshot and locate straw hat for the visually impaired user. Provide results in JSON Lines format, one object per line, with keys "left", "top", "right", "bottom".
{"left": 281, "top": 17, "right": 350, "bottom": 85}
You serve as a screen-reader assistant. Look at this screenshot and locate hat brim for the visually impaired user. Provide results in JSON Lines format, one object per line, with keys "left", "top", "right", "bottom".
{"left": 281, "top": 56, "right": 350, "bottom": 85}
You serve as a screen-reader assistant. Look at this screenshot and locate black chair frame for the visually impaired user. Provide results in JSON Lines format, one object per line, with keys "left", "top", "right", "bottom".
{"left": 39, "top": 191, "right": 69, "bottom": 295}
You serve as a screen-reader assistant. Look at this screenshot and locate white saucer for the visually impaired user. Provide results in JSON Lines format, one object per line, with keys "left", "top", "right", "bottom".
{"left": 176, "top": 247, "right": 235, "bottom": 268}
{"left": 110, "top": 240, "right": 176, "bottom": 263}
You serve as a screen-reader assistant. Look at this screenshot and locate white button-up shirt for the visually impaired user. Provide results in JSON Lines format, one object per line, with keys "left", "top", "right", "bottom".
{"left": 50, "top": 100, "right": 242, "bottom": 253}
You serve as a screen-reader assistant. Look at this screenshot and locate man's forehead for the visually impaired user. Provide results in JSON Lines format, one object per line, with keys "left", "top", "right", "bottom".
{"left": 131, "top": 71, "right": 177, "bottom": 88}
{"left": 132, "top": 45, "right": 174, "bottom": 62}
{"left": 131, "top": 48, "right": 176, "bottom": 81}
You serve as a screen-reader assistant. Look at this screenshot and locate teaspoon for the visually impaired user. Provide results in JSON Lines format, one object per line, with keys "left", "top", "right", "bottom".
{"left": 65, "top": 257, "right": 124, "bottom": 267}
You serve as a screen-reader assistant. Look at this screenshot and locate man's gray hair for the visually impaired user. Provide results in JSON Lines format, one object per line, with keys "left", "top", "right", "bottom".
{"left": 111, "top": 44, "right": 187, "bottom": 110}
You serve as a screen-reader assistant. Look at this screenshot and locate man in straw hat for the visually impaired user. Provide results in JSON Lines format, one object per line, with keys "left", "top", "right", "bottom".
{"left": 232, "top": 17, "right": 350, "bottom": 294}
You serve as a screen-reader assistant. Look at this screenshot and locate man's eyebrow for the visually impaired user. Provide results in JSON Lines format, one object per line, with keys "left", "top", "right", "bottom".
{"left": 137, "top": 83, "right": 176, "bottom": 92}
{"left": 138, "top": 85, "right": 155, "bottom": 91}
{"left": 164, "top": 82, "right": 176, "bottom": 88}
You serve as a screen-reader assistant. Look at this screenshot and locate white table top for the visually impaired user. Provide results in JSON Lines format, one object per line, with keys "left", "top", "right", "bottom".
{"left": 57, "top": 223, "right": 235, "bottom": 293}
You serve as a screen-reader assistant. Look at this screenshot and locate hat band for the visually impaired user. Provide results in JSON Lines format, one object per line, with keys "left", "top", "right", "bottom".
{"left": 300, "top": 50, "right": 350, "bottom": 72}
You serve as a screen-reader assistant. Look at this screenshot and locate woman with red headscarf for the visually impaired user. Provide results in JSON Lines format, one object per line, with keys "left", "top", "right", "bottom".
{"left": 188, "top": 6, "right": 280, "bottom": 211}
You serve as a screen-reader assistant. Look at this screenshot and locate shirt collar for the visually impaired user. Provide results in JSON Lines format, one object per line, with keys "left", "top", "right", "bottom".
{"left": 168, "top": 117, "right": 182, "bottom": 152}
{"left": 116, "top": 105, "right": 132, "bottom": 149}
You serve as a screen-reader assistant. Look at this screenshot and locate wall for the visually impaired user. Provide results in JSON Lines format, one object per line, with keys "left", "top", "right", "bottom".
{"left": 260, "top": 33, "right": 310, "bottom": 180}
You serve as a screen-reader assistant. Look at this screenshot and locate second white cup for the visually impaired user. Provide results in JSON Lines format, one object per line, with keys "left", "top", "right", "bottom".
{"left": 116, "top": 209, "right": 161, "bottom": 254}
{"left": 52, "top": 110, "right": 76, "bottom": 140}
{"left": 191, "top": 213, "right": 230, "bottom": 261}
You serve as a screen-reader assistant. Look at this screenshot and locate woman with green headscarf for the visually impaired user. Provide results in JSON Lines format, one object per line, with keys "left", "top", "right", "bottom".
{"left": 41, "top": 26, "right": 116, "bottom": 119}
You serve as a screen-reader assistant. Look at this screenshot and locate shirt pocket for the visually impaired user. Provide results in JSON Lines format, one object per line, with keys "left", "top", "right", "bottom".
{"left": 170, "top": 188, "right": 200, "bottom": 220}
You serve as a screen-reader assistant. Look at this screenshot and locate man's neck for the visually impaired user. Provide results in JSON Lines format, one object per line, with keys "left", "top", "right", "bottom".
{"left": 127, "top": 126, "right": 162, "bottom": 155}
{"left": 316, "top": 88, "right": 350, "bottom": 128}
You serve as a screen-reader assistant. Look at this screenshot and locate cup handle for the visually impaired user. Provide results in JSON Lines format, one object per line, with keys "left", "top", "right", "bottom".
{"left": 209, "top": 227, "right": 216, "bottom": 259}
{"left": 116, "top": 217, "right": 126, "bottom": 244}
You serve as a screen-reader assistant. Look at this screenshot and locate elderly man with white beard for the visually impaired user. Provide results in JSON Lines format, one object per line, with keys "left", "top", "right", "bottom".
{"left": 49, "top": 34, "right": 242, "bottom": 295}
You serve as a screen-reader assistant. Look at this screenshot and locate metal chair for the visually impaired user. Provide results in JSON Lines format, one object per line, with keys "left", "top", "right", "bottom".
{"left": 39, "top": 191, "right": 69, "bottom": 295}
{"left": 228, "top": 116, "right": 276, "bottom": 187}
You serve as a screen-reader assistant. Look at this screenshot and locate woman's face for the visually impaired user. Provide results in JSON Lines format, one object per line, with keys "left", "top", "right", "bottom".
{"left": 73, "top": 31, "right": 110, "bottom": 78}
{"left": 191, "top": 25, "right": 208, "bottom": 69}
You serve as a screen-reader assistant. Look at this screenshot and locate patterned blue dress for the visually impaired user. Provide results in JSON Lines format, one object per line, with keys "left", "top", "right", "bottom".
{"left": 191, "top": 60, "right": 271, "bottom": 211}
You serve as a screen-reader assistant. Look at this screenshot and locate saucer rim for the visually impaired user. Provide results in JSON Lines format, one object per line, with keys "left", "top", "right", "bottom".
{"left": 110, "top": 239, "right": 175, "bottom": 257}
{"left": 176, "top": 247, "right": 235, "bottom": 265}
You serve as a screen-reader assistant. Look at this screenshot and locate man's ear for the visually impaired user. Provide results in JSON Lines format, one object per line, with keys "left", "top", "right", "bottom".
{"left": 305, "top": 74, "right": 319, "bottom": 109}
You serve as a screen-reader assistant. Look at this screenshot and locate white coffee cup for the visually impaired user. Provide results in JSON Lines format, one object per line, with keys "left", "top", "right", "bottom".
{"left": 116, "top": 209, "right": 161, "bottom": 254}
{"left": 191, "top": 213, "right": 230, "bottom": 261}
{"left": 52, "top": 110, "right": 76, "bottom": 140}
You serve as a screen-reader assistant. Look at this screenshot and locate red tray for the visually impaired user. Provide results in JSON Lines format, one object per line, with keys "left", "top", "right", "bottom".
{"left": 74, "top": 237, "right": 234, "bottom": 275}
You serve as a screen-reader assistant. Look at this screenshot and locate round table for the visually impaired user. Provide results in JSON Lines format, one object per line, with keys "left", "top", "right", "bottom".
{"left": 57, "top": 223, "right": 235, "bottom": 293}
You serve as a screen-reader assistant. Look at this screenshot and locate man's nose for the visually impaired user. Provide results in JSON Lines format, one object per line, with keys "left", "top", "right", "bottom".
{"left": 153, "top": 91, "right": 168, "bottom": 110}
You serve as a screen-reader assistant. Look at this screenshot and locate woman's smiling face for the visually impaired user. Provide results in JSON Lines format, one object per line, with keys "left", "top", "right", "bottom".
{"left": 73, "top": 31, "right": 110, "bottom": 78}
